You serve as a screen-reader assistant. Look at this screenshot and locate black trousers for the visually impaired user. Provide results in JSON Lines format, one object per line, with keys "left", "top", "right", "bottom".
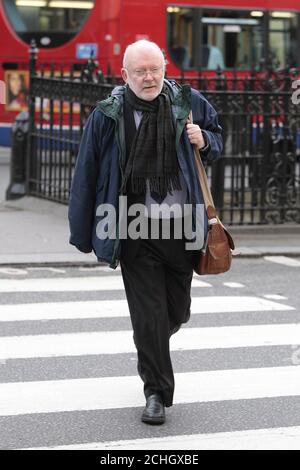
{"left": 120, "top": 218, "right": 195, "bottom": 407}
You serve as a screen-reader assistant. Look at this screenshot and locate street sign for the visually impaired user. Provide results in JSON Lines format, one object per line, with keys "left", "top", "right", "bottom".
{"left": 76, "top": 43, "right": 98, "bottom": 60}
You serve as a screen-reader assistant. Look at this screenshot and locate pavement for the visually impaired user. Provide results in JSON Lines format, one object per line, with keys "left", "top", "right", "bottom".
{"left": 1, "top": 146, "right": 300, "bottom": 267}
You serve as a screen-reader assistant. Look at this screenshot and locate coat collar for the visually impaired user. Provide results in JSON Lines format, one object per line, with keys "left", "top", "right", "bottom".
{"left": 96, "top": 79, "right": 191, "bottom": 121}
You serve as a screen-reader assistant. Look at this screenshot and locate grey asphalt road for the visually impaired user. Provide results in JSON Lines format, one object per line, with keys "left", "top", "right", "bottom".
{"left": 0, "top": 257, "right": 300, "bottom": 449}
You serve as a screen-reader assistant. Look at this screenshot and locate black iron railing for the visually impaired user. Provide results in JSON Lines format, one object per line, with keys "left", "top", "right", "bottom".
{"left": 26, "top": 41, "right": 300, "bottom": 224}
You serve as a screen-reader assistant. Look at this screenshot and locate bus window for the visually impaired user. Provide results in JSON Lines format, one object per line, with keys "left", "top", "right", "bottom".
{"left": 269, "top": 12, "right": 298, "bottom": 68}
{"left": 3, "top": 0, "right": 95, "bottom": 48}
{"left": 167, "top": 7, "right": 265, "bottom": 71}
{"left": 201, "top": 9, "right": 264, "bottom": 70}
{"left": 167, "top": 6, "right": 194, "bottom": 70}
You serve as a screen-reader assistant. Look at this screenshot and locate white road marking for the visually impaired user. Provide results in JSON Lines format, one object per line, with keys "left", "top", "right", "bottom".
{"left": 264, "top": 256, "right": 300, "bottom": 267}
{"left": 1, "top": 365, "right": 300, "bottom": 416}
{"left": 27, "top": 267, "right": 67, "bottom": 274}
{"left": 26, "top": 426, "right": 300, "bottom": 450}
{"left": 0, "top": 268, "right": 28, "bottom": 276}
{"left": 0, "top": 275, "right": 211, "bottom": 292}
{"left": 0, "top": 276, "right": 124, "bottom": 292}
{"left": 223, "top": 282, "right": 245, "bottom": 288}
{"left": 0, "top": 300, "right": 130, "bottom": 321}
{"left": 192, "top": 278, "right": 212, "bottom": 287}
{"left": 0, "top": 323, "right": 299, "bottom": 360}
{"left": 0, "top": 296, "right": 293, "bottom": 322}
{"left": 263, "top": 294, "right": 287, "bottom": 300}
{"left": 78, "top": 266, "right": 121, "bottom": 272}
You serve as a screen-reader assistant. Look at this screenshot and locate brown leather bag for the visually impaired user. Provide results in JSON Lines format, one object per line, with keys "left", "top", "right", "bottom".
{"left": 189, "top": 112, "right": 235, "bottom": 275}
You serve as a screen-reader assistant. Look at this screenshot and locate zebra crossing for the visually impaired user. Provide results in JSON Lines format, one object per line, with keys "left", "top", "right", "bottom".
{"left": 0, "top": 268, "right": 300, "bottom": 449}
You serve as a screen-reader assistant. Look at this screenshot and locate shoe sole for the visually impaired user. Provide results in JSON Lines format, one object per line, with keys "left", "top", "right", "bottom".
{"left": 141, "top": 415, "right": 165, "bottom": 425}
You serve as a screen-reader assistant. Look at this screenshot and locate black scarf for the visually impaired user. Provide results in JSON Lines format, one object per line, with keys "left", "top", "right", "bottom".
{"left": 121, "top": 85, "right": 181, "bottom": 202}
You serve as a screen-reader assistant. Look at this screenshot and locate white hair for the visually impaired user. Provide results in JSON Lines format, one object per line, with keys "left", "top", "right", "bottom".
{"left": 122, "top": 40, "right": 166, "bottom": 69}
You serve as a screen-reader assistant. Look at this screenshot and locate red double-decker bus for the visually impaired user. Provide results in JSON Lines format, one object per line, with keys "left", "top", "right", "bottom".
{"left": 0, "top": 0, "right": 299, "bottom": 145}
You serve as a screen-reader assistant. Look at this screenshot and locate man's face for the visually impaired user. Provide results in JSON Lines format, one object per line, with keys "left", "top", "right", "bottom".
{"left": 121, "top": 48, "right": 165, "bottom": 101}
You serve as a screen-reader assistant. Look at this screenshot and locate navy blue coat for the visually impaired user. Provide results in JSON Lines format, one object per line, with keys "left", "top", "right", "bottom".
{"left": 68, "top": 80, "right": 222, "bottom": 268}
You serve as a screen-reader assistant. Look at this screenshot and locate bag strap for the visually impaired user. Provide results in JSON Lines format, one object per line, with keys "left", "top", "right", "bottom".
{"left": 188, "top": 112, "right": 235, "bottom": 248}
{"left": 188, "top": 111, "right": 217, "bottom": 222}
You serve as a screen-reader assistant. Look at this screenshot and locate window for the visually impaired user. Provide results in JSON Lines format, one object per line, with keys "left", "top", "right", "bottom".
{"left": 3, "top": 0, "right": 95, "bottom": 48}
{"left": 269, "top": 12, "right": 298, "bottom": 68}
{"left": 167, "top": 7, "right": 266, "bottom": 71}
{"left": 201, "top": 10, "right": 264, "bottom": 70}
{"left": 167, "top": 7, "right": 195, "bottom": 69}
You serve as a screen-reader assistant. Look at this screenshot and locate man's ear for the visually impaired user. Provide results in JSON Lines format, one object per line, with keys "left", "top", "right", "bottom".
{"left": 121, "top": 68, "right": 128, "bottom": 83}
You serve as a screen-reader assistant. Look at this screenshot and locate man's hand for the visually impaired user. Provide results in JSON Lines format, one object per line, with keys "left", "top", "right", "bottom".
{"left": 186, "top": 123, "right": 206, "bottom": 149}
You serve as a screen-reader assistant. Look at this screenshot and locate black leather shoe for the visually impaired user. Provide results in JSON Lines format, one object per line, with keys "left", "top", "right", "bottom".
{"left": 141, "top": 394, "right": 165, "bottom": 425}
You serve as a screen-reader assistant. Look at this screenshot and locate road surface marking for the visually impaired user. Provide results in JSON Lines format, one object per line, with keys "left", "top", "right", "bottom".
{"left": 263, "top": 294, "right": 287, "bottom": 300}
{"left": 264, "top": 256, "right": 300, "bottom": 267}
{"left": 223, "top": 282, "right": 245, "bottom": 288}
{"left": 26, "top": 426, "right": 300, "bottom": 450}
{"left": 0, "top": 365, "right": 299, "bottom": 416}
{"left": 0, "top": 322, "right": 299, "bottom": 360}
{"left": 0, "top": 296, "right": 293, "bottom": 322}
{"left": 0, "top": 275, "right": 211, "bottom": 292}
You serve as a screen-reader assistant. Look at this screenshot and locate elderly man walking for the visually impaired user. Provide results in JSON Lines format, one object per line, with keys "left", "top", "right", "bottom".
{"left": 69, "top": 40, "right": 222, "bottom": 424}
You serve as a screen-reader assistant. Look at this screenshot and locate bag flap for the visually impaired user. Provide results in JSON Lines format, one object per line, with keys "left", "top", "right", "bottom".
{"left": 224, "top": 228, "right": 235, "bottom": 250}
{"left": 215, "top": 217, "right": 235, "bottom": 250}
{"left": 208, "top": 241, "right": 231, "bottom": 260}
{"left": 207, "top": 223, "right": 235, "bottom": 254}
